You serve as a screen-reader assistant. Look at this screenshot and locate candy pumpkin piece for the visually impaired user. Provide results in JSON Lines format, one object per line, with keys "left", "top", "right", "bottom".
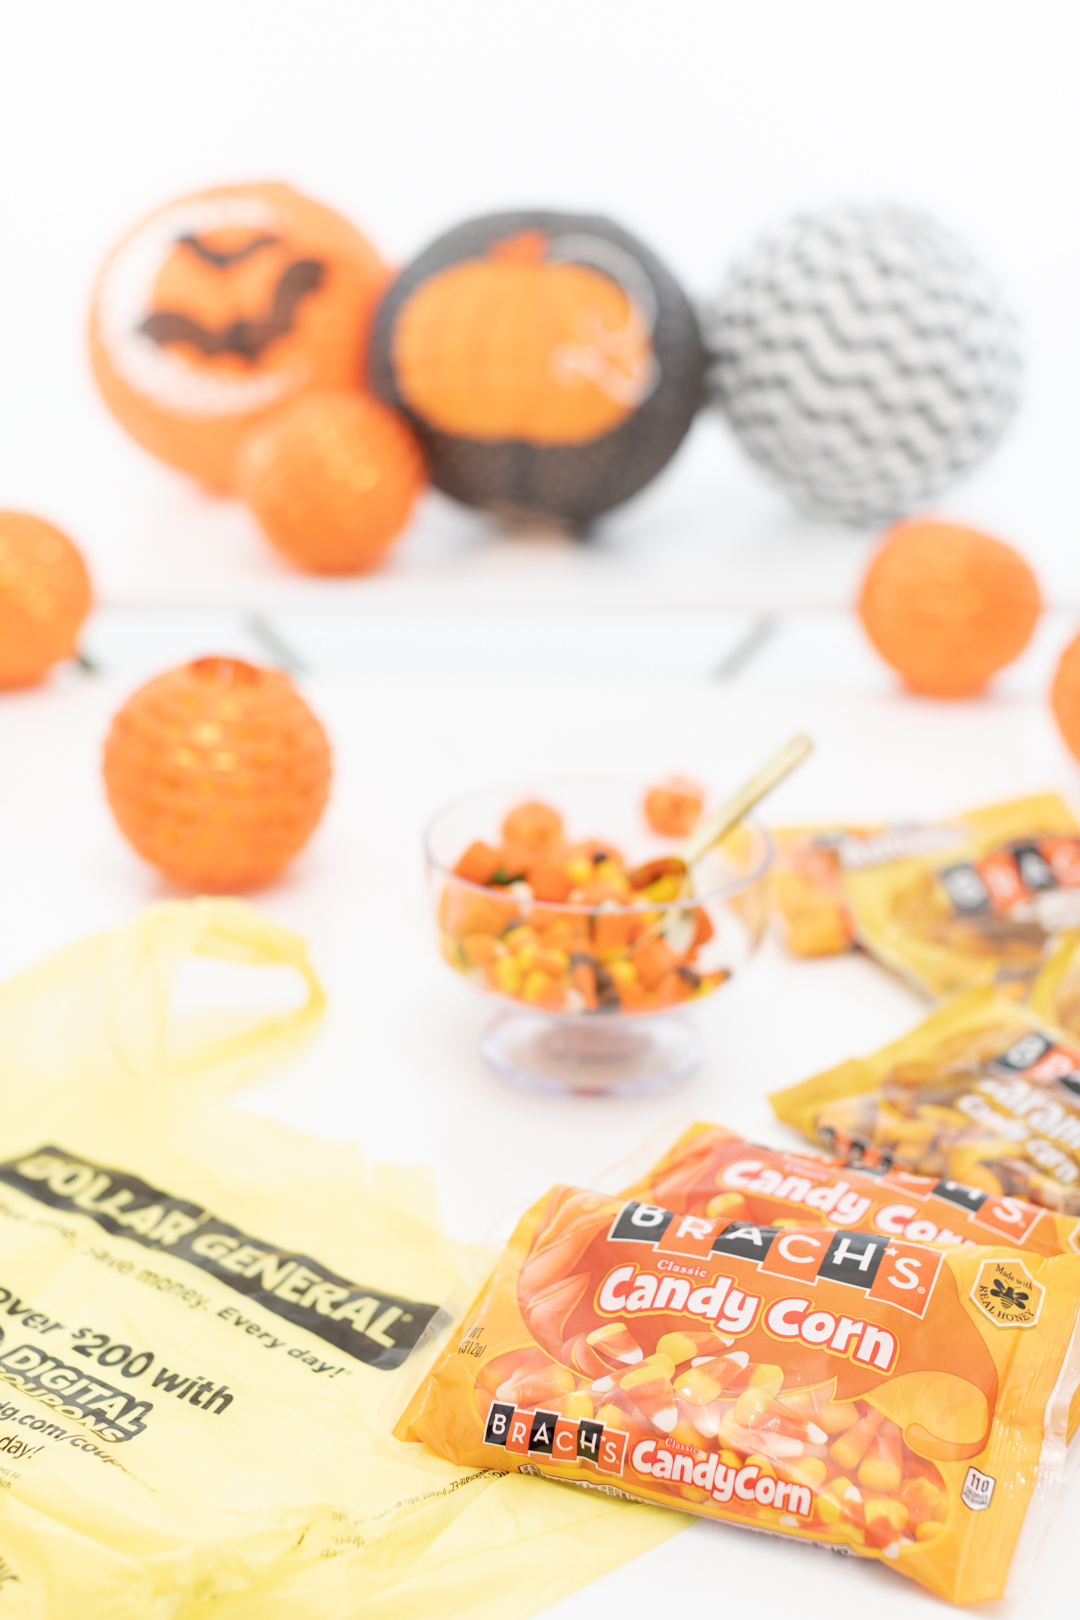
{"left": 453, "top": 840, "right": 502, "bottom": 885}
{"left": 371, "top": 210, "right": 706, "bottom": 527}
{"left": 644, "top": 777, "right": 705, "bottom": 838}
{"left": 501, "top": 800, "right": 564, "bottom": 853}
{"left": 90, "top": 182, "right": 389, "bottom": 490}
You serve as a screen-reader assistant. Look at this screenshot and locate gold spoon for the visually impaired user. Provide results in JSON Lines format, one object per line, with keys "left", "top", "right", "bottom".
{"left": 627, "top": 733, "right": 813, "bottom": 951}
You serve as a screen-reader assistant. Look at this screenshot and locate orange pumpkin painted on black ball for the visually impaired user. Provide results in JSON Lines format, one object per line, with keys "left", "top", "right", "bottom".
{"left": 89, "top": 182, "right": 388, "bottom": 491}
{"left": 370, "top": 212, "right": 706, "bottom": 527}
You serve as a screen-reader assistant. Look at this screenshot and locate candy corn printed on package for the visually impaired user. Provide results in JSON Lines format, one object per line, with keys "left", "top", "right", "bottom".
{"left": 0, "top": 904, "right": 681, "bottom": 1619}
{"left": 396, "top": 1181, "right": 1080, "bottom": 1603}
{"left": 622, "top": 1120, "right": 1080, "bottom": 1260}
{"left": 838, "top": 794, "right": 1080, "bottom": 998}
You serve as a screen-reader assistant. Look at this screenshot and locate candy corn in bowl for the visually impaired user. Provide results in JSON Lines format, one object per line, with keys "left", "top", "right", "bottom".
{"left": 425, "top": 778, "right": 773, "bottom": 1095}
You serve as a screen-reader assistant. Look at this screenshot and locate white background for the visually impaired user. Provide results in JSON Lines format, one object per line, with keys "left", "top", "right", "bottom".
{"left": 0, "top": 0, "right": 1079, "bottom": 607}
{"left": 3, "top": 4, "right": 1080, "bottom": 1615}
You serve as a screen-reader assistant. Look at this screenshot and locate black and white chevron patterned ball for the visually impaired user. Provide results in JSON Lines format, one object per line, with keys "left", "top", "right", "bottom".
{"left": 704, "top": 206, "right": 1022, "bottom": 525}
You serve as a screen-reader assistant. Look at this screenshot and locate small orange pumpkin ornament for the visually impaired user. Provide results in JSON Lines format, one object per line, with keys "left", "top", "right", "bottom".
{"left": 89, "top": 182, "right": 388, "bottom": 491}
{"left": 858, "top": 517, "right": 1041, "bottom": 696}
{"left": 235, "top": 389, "right": 426, "bottom": 574}
{"left": 0, "top": 512, "right": 92, "bottom": 689}
{"left": 103, "top": 657, "right": 331, "bottom": 892}
{"left": 371, "top": 211, "right": 705, "bottom": 527}
{"left": 1050, "top": 633, "right": 1080, "bottom": 763}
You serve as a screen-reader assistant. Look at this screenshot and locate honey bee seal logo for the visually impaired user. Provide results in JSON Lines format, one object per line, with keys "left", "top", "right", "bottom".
{"left": 971, "top": 1258, "right": 1044, "bottom": 1328}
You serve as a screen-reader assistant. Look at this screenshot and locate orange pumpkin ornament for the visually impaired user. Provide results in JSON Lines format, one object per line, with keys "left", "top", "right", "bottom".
{"left": 89, "top": 182, "right": 388, "bottom": 491}
{"left": 858, "top": 517, "right": 1041, "bottom": 697}
{"left": 0, "top": 512, "right": 92, "bottom": 689}
{"left": 235, "top": 389, "right": 426, "bottom": 574}
{"left": 103, "top": 657, "right": 331, "bottom": 892}
{"left": 1050, "top": 632, "right": 1080, "bottom": 763}
{"left": 371, "top": 211, "right": 705, "bottom": 527}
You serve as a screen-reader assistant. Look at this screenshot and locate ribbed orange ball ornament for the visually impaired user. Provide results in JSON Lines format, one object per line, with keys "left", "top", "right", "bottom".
{"left": 858, "top": 517, "right": 1041, "bottom": 697}
{"left": 0, "top": 512, "right": 92, "bottom": 689}
{"left": 103, "top": 657, "right": 331, "bottom": 892}
{"left": 1051, "top": 633, "right": 1080, "bottom": 763}
{"left": 235, "top": 389, "right": 426, "bottom": 574}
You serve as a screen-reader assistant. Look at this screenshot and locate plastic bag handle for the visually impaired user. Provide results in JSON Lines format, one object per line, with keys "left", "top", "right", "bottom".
{"left": 0, "top": 899, "right": 326, "bottom": 1106}
{"left": 164, "top": 897, "right": 327, "bottom": 1095}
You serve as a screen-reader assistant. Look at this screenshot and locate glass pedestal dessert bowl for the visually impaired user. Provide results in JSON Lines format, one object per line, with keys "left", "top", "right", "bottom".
{"left": 426, "top": 778, "right": 773, "bottom": 1096}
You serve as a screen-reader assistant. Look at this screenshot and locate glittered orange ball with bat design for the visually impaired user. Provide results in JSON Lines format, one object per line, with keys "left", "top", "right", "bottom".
{"left": 89, "top": 182, "right": 389, "bottom": 491}
{"left": 103, "top": 657, "right": 331, "bottom": 892}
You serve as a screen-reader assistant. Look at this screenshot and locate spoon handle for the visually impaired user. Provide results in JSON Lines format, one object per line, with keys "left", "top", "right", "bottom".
{"left": 681, "top": 734, "right": 813, "bottom": 867}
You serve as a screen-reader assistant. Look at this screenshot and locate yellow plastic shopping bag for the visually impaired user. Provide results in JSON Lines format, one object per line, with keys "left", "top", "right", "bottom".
{"left": 0, "top": 901, "right": 682, "bottom": 1618}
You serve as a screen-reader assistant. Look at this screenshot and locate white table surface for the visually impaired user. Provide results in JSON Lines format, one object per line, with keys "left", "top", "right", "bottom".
{"left": 4, "top": 639, "right": 1080, "bottom": 1616}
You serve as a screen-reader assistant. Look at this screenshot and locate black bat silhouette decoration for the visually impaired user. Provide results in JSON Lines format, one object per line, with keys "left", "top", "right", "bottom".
{"left": 139, "top": 259, "right": 326, "bottom": 363}
{"left": 177, "top": 232, "right": 280, "bottom": 269}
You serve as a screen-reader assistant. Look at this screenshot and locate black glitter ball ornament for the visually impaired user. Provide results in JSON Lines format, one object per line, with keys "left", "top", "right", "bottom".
{"left": 370, "top": 211, "right": 706, "bottom": 529}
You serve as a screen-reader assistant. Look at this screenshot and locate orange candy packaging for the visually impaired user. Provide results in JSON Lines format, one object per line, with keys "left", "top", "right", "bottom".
{"left": 770, "top": 796, "right": 1080, "bottom": 997}
{"left": 624, "top": 1119, "right": 1080, "bottom": 1260}
{"left": 398, "top": 1151, "right": 1080, "bottom": 1604}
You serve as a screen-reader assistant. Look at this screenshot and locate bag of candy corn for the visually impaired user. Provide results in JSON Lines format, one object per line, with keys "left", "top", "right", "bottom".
{"left": 396, "top": 1181, "right": 1080, "bottom": 1603}
{"left": 838, "top": 794, "right": 1080, "bottom": 998}
{"left": 770, "top": 986, "right": 1080, "bottom": 1213}
{"left": 621, "top": 1119, "right": 1080, "bottom": 1259}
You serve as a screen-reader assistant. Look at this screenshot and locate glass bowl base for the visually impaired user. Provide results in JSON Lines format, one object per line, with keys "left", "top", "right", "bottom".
{"left": 480, "top": 1011, "right": 702, "bottom": 1097}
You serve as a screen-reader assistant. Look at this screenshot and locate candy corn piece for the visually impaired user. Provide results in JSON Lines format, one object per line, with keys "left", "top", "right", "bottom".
{"left": 620, "top": 1362, "right": 678, "bottom": 1433}
{"left": 857, "top": 1420, "right": 903, "bottom": 1494}
{"left": 830, "top": 1406, "right": 884, "bottom": 1471}
{"left": 686, "top": 1349, "right": 748, "bottom": 1385}
{"left": 656, "top": 1330, "right": 715, "bottom": 1367}
{"left": 564, "top": 1333, "right": 610, "bottom": 1380}
{"left": 586, "top": 1322, "right": 643, "bottom": 1367}
{"left": 733, "top": 1386, "right": 826, "bottom": 1445}
{"left": 898, "top": 1475, "right": 945, "bottom": 1527}
{"left": 863, "top": 1493, "right": 909, "bottom": 1552}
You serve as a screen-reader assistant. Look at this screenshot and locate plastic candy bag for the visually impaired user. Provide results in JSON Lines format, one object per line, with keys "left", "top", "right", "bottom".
{"left": 622, "top": 1119, "right": 1080, "bottom": 1258}
{"left": 396, "top": 1179, "right": 1080, "bottom": 1604}
{"left": 770, "top": 824, "right": 876, "bottom": 958}
{"left": 622, "top": 1118, "right": 1080, "bottom": 1443}
{"left": 0, "top": 902, "right": 681, "bottom": 1618}
{"left": 771, "top": 985, "right": 1080, "bottom": 1214}
{"left": 839, "top": 794, "right": 1080, "bottom": 998}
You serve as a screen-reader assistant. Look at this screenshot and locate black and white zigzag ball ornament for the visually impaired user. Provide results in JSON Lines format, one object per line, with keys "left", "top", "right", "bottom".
{"left": 704, "top": 206, "right": 1022, "bottom": 525}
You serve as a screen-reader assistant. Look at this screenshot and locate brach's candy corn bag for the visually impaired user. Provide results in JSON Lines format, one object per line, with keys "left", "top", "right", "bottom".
{"left": 397, "top": 1183, "right": 1080, "bottom": 1603}
{"left": 771, "top": 986, "right": 1080, "bottom": 1213}
{"left": 0, "top": 904, "right": 681, "bottom": 1619}
{"left": 624, "top": 1120, "right": 1080, "bottom": 1444}
{"left": 623, "top": 1120, "right": 1080, "bottom": 1260}
{"left": 840, "top": 794, "right": 1080, "bottom": 998}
